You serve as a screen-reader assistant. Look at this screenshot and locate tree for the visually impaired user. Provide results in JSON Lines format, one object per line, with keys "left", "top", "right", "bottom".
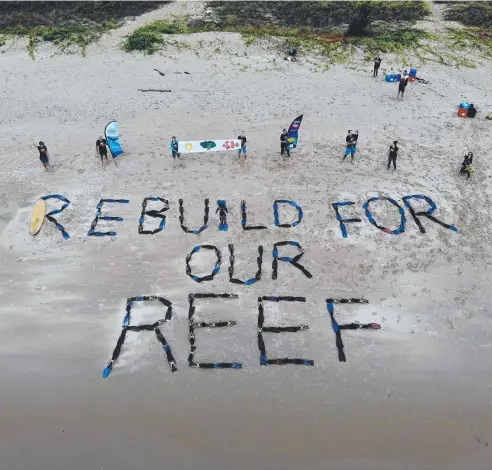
{"left": 345, "top": 1, "right": 430, "bottom": 37}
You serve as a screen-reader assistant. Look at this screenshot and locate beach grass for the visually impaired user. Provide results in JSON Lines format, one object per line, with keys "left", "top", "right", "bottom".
{"left": 0, "top": 0, "right": 165, "bottom": 58}
{"left": 122, "top": 17, "right": 482, "bottom": 69}
{"left": 4, "top": 22, "right": 118, "bottom": 58}
{"left": 122, "top": 17, "right": 189, "bottom": 54}
{"left": 445, "top": 27, "right": 492, "bottom": 60}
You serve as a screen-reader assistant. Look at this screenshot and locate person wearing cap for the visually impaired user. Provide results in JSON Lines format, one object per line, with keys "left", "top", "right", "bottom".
{"left": 343, "top": 130, "right": 358, "bottom": 164}
{"left": 387, "top": 140, "right": 399, "bottom": 170}
{"left": 95, "top": 134, "right": 109, "bottom": 166}
{"left": 33, "top": 140, "right": 50, "bottom": 172}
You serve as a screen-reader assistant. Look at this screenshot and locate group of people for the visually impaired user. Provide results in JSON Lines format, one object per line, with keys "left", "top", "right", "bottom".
{"left": 342, "top": 130, "right": 397, "bottom": 169}
{"left": 35, "top": 135, "right": 112, "bottom": 172}
{"left": 35, "top": 131, "right": 474, "bottom": 181}
{"left": 33, "top": 56, "right": 473, "bottom": 181}
{"left": 342, "top": 131, "right": 474, "bottom": 179}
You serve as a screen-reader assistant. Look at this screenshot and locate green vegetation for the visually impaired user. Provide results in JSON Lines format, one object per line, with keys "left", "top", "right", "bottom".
{"left": 123, "top": 1, "right": 431, "bottom": 55}
{"left": 122, "top": 0, "right": 492, "bottom": 70}
{"left": 0, "top": 1, "right": 166, "bottom": 28}
{"left": 123, "top": 18, "right": 189, "bottom": 53}
{"left": 445, "top": 27, "right": 492, "bottom": 60}
{"left": 0, "top": 1, "right": 166, "bottom": 57}
{"left": 345, "top": 1, "right": 430, "bottom": 36}
{"left": 203, "top": 1, "right": 430, "bottom": 36}
{"left": 6, "top": 22, "right": 118, "bottom": 58}
{"left": 445, "top": 2, "right": 492, "bottom": 29}
{"left": 3, "top": 0, "right": 489, "bottom": 68}
{"left": 123, "top": 17, "right": 435, "bottom": 66}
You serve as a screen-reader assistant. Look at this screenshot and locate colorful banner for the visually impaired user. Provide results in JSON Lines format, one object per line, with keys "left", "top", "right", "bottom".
{"left": 105, "top": 121, "right": 124, "bottom": 158}
{"left": 287, "top": 114, "right": 303, "bottom": 150}
{"left": 178, "top": 139, "right": 242, "bottom": 154}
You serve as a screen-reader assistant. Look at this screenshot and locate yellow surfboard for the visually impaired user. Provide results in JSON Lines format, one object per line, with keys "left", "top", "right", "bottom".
{"left": 30, "top": 199, "right": 46, "bottom": 235}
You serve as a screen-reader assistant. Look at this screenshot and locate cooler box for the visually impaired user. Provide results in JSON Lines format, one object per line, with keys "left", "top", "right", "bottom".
{"left": 458, "top": 108, "right": 468, "bottom": 118}
{"left": 408, "top": 76, "right": 416, "bottom": 82}
{"left": 409, "top": 68, "right": 417, "bottom": 77}
{"left": 460, "top": 101, "right": 471, "bottom": 109}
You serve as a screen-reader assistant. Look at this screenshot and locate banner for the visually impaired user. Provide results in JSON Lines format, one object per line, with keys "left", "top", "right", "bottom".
{"left": 287, "top": 114, "right": 303, "bottom": 150}
{"left": 105, "top": 121, "right": 124, "bottom": 158}
{"left": 178, "top": 139, "right": 242, "bottom": 154}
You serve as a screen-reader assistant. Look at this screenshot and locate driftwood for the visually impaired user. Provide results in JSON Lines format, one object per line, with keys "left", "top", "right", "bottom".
{"left": 154, "top": 69, "right": 191, "bottom": 76}
{"left": 138, "top": 89, "right": 172, "bottom": 93}
{"left": 138, "top": 88, "right": 228, "bottom": 94}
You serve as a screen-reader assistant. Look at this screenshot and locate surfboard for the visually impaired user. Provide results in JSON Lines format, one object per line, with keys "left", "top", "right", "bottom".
{"left": 30, "top": 199, "right": 46, "bottom": 235}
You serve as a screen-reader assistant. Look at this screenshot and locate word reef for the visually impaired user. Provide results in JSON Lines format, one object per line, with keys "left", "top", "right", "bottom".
{"left": 37, "top": 194, "right": 459, "bottom": 240}
{"left": 102, "top": 296, "right": 381, "bottom": 378}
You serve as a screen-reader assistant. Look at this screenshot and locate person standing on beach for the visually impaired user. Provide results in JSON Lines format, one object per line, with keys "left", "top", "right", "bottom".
{"left": 373, "top": 57, "right": 381, "bottom": 77}
{"left": 170, "top": 136, "right": 180, "bottom": 169}
{"left": 387, "top": 140, "right": 398, "bottom": 170}
{"left": 460, "top": 152, "right": 473, "bottom": 179}
{"left": 33, "top": 141, "right": 50, "bottom": 172}
{"left": 397, "top": 71, "right": 409, "bottom": 99}
{"left": 342, "top": 130, "right": 358, "bottom": 164}
{"left": 95, "top": 135, "right": 109, "bottom": 167}
{"left": 238, "top": 132, "right": 247, "bottom": 160}
{"left": 280, "top": 129, "right": 290, "bottom": 157}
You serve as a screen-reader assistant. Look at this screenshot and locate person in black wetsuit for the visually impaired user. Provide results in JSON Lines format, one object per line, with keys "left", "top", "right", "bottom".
{"left": 280, "top": 129, "right": 290, "bottom": 157}
{"left": 33, "top": 141, "right": 50, "bottom": 172}
{"left": 460, "top": 151, "right": 473, "bottom": 179}
{"left": 387, "top": 140, "right": 398, "bottom": 170}
{"left": 284, "top": 46, "right": 297, "bottom": 62}
{"left": 373, "top": 57, "right": 381, "bottom": 77}
{"left": 397, "top": 71, "right": 409, "bottom": 99}
{"left": 95, "top": 135, "right": 109, "bottom": 166}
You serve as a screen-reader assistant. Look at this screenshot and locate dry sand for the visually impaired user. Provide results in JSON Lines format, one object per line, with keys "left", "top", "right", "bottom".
{"left": 1, "top": 3, "right": 492, "bottom": 469}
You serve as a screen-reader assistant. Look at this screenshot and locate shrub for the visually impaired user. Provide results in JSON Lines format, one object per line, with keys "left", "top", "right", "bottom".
{"left": 123, "top": 19, "right": 189, "bottom": 53}
{"left": 445, "top": 2, "right": 492, "bottom": 29}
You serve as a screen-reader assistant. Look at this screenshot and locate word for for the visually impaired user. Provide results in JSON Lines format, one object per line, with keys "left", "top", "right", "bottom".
{"left": 103, "top": 295, "right": 381, "bottom": 378}
{"left": 37, "top": 194, "right": 459, "bottom": 240}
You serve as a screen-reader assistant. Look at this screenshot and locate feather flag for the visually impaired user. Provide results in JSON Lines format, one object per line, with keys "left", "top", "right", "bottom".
{"left": 287, "top": 114, "right": 303, "bottom": 150}
{"left": 104, "top": 121, "right": 124, "bottom": 158}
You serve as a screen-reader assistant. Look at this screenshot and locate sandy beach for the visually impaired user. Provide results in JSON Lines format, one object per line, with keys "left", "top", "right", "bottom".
{"left": 1, "top": 3, "right": 492, "bottom": 469}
